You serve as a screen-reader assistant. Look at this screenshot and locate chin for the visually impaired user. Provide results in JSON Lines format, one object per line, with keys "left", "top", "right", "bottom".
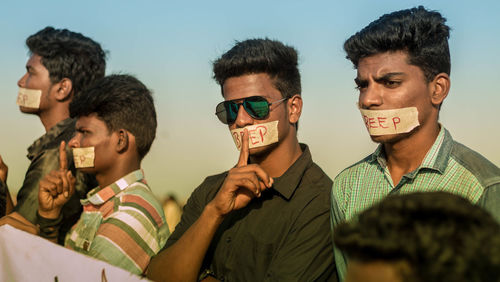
{"left": 19, "top": 106, "right": 39, "bottom": 114}
{"left": 77, "top": 167, "right": 96, "bottom": 174}
{"left": 249, "top": 142, "right": 278, "bottom": 157}
{"left": 369, "top": 132, "right": 412, "bottom": 144}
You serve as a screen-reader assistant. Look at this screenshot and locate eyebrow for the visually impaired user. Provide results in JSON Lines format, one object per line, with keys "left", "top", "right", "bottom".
{"left": 373, "top": 72, "right": 405, "bottom": 82}
{"left": 355, "top": 72, "right": 406, "bottom": 85}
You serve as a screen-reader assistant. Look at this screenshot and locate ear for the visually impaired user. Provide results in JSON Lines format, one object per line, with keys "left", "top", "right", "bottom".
{"left": 116, "top": 129, "right": 130, "bottom": 153}
{"left": 53, "top": 78, "right": 73, "bottom": 102}
{"left": 287, "top": 94, "right": 302, "bottom": 124}
{"left": 429, "top": 73, "right": 450, "bottom": 107}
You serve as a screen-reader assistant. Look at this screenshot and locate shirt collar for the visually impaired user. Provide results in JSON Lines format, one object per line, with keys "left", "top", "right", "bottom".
{"left": 81, "top": 169, "right": 146, "bottom": 206}
{"left": 271, "top": 143, "right": 312, "bottom": 200}
{"left": 370, "top": 126, "right": 453, "bottom": 175}
{"left": 27, "top": 118, "right": 75, "bottom": 160}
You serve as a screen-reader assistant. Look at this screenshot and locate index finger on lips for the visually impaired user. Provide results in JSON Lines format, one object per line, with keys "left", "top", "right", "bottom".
{"left": 236, "top": 129, "right": 249, "bottom": 168}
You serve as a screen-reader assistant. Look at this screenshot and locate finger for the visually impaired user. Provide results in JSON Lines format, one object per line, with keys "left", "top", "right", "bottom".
{"left": 236, "top": 129, "right": 249, "bottom": 167}
{"left": 59, "top": 141, "right": 68, "bottom": 171}
{"left": 46, "top": 173, "right": 63, "bottom": 195}
{"left": 234, "top": 164, "right": 273, "bottom": 188}
{"left": 227, "top": 171, "right": 264, "bottom": 196}
{"left": 41, "top": 180, "right": 58, "bottom": 198}
{"left": 59, "top": 170, "right": 69, "bottom": 198}
{"left": 66, "top": 170, "right": 75, "bottom": 198}
{"left": 231, "top": 177, "right": 260, "bottom": 197}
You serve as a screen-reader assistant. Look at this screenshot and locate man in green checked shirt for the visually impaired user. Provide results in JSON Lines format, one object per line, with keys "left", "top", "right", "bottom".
{"left": 330, "top": 6, "right": 500, "bottom": 281}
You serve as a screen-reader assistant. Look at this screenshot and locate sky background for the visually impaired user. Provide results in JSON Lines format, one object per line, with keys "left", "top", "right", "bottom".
{"left": 1, "top": 0, "right": 499, "bottom": 202}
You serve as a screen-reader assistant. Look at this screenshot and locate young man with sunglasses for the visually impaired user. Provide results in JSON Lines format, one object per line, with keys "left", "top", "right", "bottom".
{"left": 331, "top": 6, "right": 500, "bottom": 281}
{"left": 148, "top": 38, "right": 336, "bottom": 281}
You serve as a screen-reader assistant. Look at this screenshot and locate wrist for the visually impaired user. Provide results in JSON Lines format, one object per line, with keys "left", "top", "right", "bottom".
{"left": 205, "top": 202, "right": 225, "bottom": 224}
{"left": 38, "top": 207, "right": 62, "bottom": 219}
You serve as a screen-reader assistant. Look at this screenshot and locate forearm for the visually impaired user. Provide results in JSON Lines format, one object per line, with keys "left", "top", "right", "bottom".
{"left": 148, "top": 203, "right": 224, "bottom": 282}
{"left": 5, "top": 188, "right": 14, "bottom": 214}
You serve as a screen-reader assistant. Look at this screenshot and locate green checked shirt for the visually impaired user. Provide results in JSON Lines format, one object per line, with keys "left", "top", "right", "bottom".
{"left": 65, "top": 170, "right": 169, "bottom": 275}
{"left": 331, "top": 126, "right": 500, "bottom": 281}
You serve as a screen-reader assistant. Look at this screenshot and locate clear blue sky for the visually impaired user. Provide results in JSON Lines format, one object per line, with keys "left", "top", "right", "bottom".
{"left": 1, "top": 0, "right": 499, "bottom": 201}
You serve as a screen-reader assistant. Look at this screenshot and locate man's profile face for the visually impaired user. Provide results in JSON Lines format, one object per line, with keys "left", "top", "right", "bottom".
{"left": 69, "top": 113, "right": 117, "bottom": 174}
{"left": 222, "top": 73, "right": 291, "bottom": 156}
{"left": 356, "top": 51, "right": 434, "bottom": 144}
{"left": 17, "top": 54, "right": 54, "bottom": 114}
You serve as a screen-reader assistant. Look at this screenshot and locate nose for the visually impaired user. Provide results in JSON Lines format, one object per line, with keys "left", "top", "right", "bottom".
{"left": 358, "top": 84, "right": 383, "bottom": 109}
{"left": 68, "top": 134, "right": 80, "bottom": 148}
{"left": 234, "top": 104, "right": 254, "bottom": 128}
{"left": 17, "top": 73, "right": 28, "bottom": 88}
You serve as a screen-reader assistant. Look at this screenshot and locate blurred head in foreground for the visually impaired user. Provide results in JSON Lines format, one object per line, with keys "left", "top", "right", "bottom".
{"left": 334, "top": 192, "right": 500, "bottom": 282}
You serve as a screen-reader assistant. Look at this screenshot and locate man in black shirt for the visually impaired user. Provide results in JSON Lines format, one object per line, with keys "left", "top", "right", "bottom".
{"left": 148, "top": 39, "right": 336, "bottom": 281}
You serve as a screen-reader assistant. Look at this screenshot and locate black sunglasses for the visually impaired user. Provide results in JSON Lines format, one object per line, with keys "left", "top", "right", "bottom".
{"left": 215, "top": 96, "right": 288, "bottom": 125}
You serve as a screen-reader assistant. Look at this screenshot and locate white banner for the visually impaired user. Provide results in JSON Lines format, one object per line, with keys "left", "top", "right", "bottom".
{"left": 0, "top": 225, "right": 149, "bottom": 282}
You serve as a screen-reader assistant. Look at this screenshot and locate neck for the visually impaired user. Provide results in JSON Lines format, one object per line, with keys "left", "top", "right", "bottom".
{"left": 384, "top": 121, "right": 440, "bottom": 184}
{"left": 96, "top": 157, "right": 141, "bottom": 188}
{"left": 250, "top": 135, "right": 302, "bottom": 178}
{"left": 39, "top": 105, "right": 70, "bottom": 132}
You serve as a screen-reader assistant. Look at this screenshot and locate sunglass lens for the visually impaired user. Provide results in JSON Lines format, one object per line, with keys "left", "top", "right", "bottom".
{"left": 225, "top": 102, "right": 239, "bottom": 124}
{"left": 245, "top": 97, "right": 269, "bottom": 119}
{"left": 215, "top": 102, "right": 228, "bottom": 124}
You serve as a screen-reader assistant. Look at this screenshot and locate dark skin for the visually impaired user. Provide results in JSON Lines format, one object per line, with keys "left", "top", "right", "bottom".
{"left": 37, "top": 114, "right": 141, "bottom": 241}
{"left": 0, "top": 54, "right": 73, "bottom": 218}
{"left": 147, "top": 73, "right": 303, "bottom": 282}
{"left": 356, "top": 51, "right": 449, "bottom": 186}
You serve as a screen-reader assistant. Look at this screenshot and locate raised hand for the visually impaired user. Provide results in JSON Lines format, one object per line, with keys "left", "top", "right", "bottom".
{"left": 38, "top": 141, "right": 76, "bottom": 219}
{"left": 210, "top": 129, "right": 273, "bottom": 217}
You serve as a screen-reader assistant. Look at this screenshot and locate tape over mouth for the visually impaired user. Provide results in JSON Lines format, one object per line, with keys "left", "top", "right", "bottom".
{"left": 359, "top": 107, "right": 420, "bottom": 136}
{"left": 17, "top": 87, "right": 42, "bottom": 109}
{"left": 230, "top": 120, "right": 279, "bottom": 151}
{"left": 73, "top": 147, "right": 95, "bottom": 168}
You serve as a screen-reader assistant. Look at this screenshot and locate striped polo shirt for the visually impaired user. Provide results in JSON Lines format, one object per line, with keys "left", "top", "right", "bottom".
{"left": 65, "top": 170, "right": 169, "bottom": 275}
{"left": 331, "top": 126, "right": 500, "bottom": 281}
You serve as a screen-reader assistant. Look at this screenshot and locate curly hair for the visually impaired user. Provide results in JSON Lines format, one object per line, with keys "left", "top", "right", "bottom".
{"left": 70, "top": 75, "right": 156, "bottom": 160}
{"left": 26, "top": 26, "right": 106, "bottom": 96}
{"left": 213, "top": 38, "right": 301, "bottom": 99}
{"left": 334, "top": 192, "right": 500, "bottom": 282}
{"left": 344, "top": 6, "right": 450, "bottom": 82}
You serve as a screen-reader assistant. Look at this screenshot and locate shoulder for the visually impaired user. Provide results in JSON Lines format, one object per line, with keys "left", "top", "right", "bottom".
{"left": 303, "top": 162, "right": 333, "bottom": 192}
{"left": 118, "top": 182, "right": 166, "bottom": 228}
{"left": 333, "top": 154, "right": 374, "bottom": 186}
{"left": 451, "top": 141, "right": 500, "bottom": 187}
{"left": 188, "top": 171, "right": 229, "bottom": 203}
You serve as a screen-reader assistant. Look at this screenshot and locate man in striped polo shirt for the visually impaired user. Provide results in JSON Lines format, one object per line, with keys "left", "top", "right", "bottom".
{"left": 36, "top": 75, "right": 169, "bottom": 275}
{"left": 330, "top": 6, "right": 500, "bottom": 281}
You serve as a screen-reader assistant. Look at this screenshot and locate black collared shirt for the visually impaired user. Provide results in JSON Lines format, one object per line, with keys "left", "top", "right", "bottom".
{"left": 8, "top": 118, "right": 96, "bottom": 244}
{"left": 165, "top": 144, "right": 336, "bottom": 281}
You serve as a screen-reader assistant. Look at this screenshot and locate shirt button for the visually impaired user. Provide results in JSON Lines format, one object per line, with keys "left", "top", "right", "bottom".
{"left": 226, "top": 237, "right": 231, "bottom": 243}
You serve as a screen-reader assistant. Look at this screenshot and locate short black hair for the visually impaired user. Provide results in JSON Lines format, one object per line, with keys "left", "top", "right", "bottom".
{"left": 334, "top": 192, "right": 500, "bottom": 282}
{"left": 26, "top": 26, "right": 106, "bottom": 96}
{"left": 70, "top": 75, "right": 156, "bottom": 160}
{"left": 344, "top": 6, "right": 450, "bottom": 82}
{"left": 213, "top": 38, "right": 301, "bottom": 98}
